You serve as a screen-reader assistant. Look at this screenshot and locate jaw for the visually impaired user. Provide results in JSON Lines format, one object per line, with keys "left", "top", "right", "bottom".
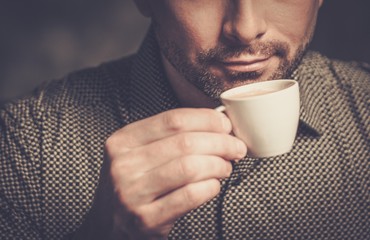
{"left": 161, "top": 54, "right": 220, "bottom": 108}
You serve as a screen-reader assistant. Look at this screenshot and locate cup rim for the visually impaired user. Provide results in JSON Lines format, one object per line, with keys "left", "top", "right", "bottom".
{"left": 220, "top": 79, "right": 297, "bottom": 101}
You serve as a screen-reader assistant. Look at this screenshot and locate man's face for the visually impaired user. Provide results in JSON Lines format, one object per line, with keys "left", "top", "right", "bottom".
{"left": 141, "top": 0, "right": 322, "bottom": 99}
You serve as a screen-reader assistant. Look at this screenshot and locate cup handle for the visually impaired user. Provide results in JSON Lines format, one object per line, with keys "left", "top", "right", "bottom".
{"left": 215, "top": 105, "right": 226, "bottom": 112}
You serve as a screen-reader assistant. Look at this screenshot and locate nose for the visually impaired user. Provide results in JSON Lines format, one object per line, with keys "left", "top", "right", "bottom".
{"left": 223, "top": 0, "right": 267, "bottom": 45}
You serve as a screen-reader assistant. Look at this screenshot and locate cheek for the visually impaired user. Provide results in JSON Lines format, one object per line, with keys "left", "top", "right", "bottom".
{"left": 180, "top": 20, "right": 222, "bottom": 59}
{"left": 267, "top": 3, "right": 319, "bottom": 52}
{"left": 153, "top": 1, "right": 225, "bottom": 60}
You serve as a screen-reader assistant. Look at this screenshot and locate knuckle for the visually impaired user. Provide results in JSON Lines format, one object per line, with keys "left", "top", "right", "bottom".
{"left": 210, "top": 157, "right": 232, "bottom": 178}
{"left": 177, "top": 134, "right": 195, "bottom": 153}
{"left": 111, "top": 171, "right": 137, "bottom": 207}
{"left": 109, "top": 151, "right": 133, "bottom": 177}
{"left": 109, "top": 122, "right": 139, "bottom": 142}
{"left": 104, "top": 135, "right": 118, "bottom": 156}
{"left": 178, "top": 156, "right": 197, "bottom": 180}
{"left": 135, "top": 208, "right": 156, "bottom": 231}
{"left": 104, "top": 131, "right": 132, "bottom": 157}
{"left": 182, "top": 185, "right": 201, "bottom": 207}
{"left": 116, "top": 186, "right": 137, "bottom": 210}
{"left": 116, "top": 190, "right": 130, "bottom": 206}
{"left": 163, "top": 111, "right": 185, "bottom": 132}
{"left": 110, "top": 163, "right": 120, "bottom": 180}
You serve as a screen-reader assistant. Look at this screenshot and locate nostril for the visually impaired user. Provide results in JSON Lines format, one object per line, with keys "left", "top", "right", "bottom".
{"left": 221, "top": 1, "right": 268, "bottom": 45}
{"left": 256, "top": 32, "right": 265, "bottom": 40}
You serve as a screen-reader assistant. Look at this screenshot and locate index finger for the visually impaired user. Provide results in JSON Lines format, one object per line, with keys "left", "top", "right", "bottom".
{"left": 108, "top": 108, "right": 232, "bottom": 150}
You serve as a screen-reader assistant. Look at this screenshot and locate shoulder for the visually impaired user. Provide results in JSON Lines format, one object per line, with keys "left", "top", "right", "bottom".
{"left": 297, "top": 51, "right": 369, "bottom": 130}
{"left": 1, "top": 55, "right": 134, "bottom": 119}
{"left": 330, "top": 57, "right": 370, "bottom": 91}
{"left": 0, "top": 56, "right": 135, "bottom": 134}
{"left": 311, "top": 52, "right": 370, "bottom": 131}
{"left": 301, "top": 51, "right": 370, "bottom": 97}
{"left": 326, "top": 56, "right": 370, "bottom": 115}
{"left": 43, "top": 55, "right": 135, "bottom": 109}
{"left": 0, "top": 56, "right": 137, "bottom": 237}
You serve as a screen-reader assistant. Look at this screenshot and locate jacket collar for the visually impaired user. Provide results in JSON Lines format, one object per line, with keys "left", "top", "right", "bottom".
{"left": 291, "top": 51, "right": 333, "bottom": 136}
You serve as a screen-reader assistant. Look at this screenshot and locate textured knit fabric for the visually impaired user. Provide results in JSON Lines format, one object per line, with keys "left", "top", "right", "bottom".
{"left": 1, "top": 29, "right": 369, "bottom": 240}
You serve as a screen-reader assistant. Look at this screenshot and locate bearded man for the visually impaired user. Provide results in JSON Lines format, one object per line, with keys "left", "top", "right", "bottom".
{"left": 1, "top": 1, "right": 369, "bottom": 239}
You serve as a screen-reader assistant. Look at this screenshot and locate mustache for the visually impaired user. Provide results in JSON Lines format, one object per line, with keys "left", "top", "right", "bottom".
{"left": 197, "top": 40, "right": 290, "bottom": 64}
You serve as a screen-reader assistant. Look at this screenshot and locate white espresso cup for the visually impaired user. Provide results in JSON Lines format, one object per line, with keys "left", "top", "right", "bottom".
{"left": 216, "top": 79, "right": 300, "bottom": 158}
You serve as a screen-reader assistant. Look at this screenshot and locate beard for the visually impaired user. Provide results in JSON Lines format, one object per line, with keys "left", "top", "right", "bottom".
{"left": 156, "top": 33, "right": 311, "bottom": 100}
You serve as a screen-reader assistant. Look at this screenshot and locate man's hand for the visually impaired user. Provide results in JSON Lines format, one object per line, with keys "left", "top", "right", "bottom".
{"left": 105, "top": 108, "right": 247, "bottom": 239}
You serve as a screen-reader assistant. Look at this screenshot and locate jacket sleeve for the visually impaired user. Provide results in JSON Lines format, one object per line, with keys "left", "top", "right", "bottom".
{"left": 0, "top": 193, "right": 42, "bottom": 239}
{"left": 0, "top": 99, "right": 44, "bottom": 240}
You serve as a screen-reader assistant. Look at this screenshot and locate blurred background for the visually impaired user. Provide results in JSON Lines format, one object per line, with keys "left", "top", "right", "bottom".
{"left": 0, "top": 0, "right": 369, "bottom": 101}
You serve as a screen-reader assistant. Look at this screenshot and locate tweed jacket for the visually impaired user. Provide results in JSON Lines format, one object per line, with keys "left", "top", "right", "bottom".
{"left": 1, "top": 29, "right": 369, "bottom": 240}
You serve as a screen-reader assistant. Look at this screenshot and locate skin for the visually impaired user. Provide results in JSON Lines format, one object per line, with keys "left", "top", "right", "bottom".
{"left": 148, "top": 0, "right": 323, "bottom": 106}
{"left": 105, "top": 109, "right": 245, "bottom": 239}
{"left": 93, "top": 1, "right": 323, "bottom": 239}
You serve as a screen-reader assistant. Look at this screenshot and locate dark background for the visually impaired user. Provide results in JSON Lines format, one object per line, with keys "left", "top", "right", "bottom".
{"left": 0, "top": 0, "right": 369, "bottom": 101}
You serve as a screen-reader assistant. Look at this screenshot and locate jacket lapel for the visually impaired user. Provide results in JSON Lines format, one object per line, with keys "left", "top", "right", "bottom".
{"left": 292, "top": 51, "right": 332, "bottom": 136}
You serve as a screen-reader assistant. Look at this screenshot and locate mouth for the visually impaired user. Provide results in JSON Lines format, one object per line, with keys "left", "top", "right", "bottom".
{"left": 219, "top": 56, "right": 271, "bottom": 73}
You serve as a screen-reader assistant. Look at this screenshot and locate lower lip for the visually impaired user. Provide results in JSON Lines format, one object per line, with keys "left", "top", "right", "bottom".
{"left": 221, "top": 58, "right": 270, "bottom": 72}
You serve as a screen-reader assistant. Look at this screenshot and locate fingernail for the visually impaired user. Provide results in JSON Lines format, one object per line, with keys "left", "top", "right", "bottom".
{"left": 225, "top": 163, "right": 233, "bottom": 177}
{"left": 236, "top": 140, "right": 247, "bottom": 158}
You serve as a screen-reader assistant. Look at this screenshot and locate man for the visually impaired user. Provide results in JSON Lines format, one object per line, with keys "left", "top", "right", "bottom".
{"left": 1, "top": 0, "right": 369, "bottom": 239}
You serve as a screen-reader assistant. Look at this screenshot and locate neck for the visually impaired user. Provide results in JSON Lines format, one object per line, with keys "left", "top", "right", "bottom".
{"left": 161, "top": 54, "right": 218, "bottom": 109}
